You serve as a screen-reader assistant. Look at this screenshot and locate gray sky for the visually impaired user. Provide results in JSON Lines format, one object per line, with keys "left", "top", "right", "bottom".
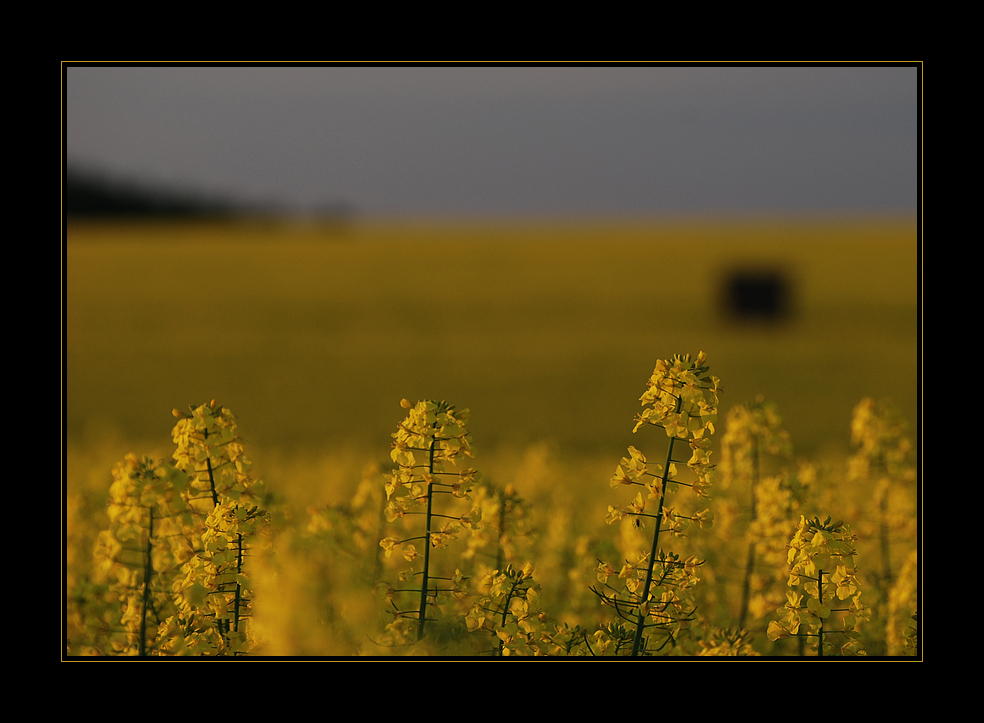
{"left": 64, "top": 63, "right": 919, "bottom": 218}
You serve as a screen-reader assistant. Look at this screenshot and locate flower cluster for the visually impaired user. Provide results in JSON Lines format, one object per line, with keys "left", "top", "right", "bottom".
{"left": 466, "top": 563, "right": 547, "bottom": 655}
{"left": 633, "top": 352, "right": 720, "bottom": 487}
{"left": 85, "top": 402, "right": 269, "bottom": 656}
{"left": 767, "top": 515, "right": 867, "bottom": 655}
{"left": 594, "top": 550, "right": 702, "bottom": 654}
{"left": 378, "top": 399, "right": 482, "bottom": 645}
{"left": 384, "top": 399, "right": 479, "bottom": 524}
{"left": 606, "top": 353, "right": 720, "bottom": 533}
{"left": 594, "top": 353, "right": 721, "bottom": 655}
{"left": 719, "top": 394, "right": 792, "bottom": 491}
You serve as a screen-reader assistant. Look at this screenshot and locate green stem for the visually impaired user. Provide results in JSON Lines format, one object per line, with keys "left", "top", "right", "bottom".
{"left": 201, "top": 427, "right": 230, "bottom": 637}
{"left": 738, "top": 438, "right": 760, "bottom": 630}
{"left": 879, "top": 467, "right": 892, "bottom": 584}
{"left": 817, "top": 568, "right": 824, "bottom": 657}
{"left": 631, "top": 396, "right": 682, "bottom": 657}
{"left": 416, "top": 431, "right": 437, "bottom": 642}
{"left": 496, "top": 578, "right": 523, "bottom": 657}
{"left": 204, "top": 428, "right": 219, "bottom": 508}
{"left": 495, "top": 487, "right": 506, "bottom": 574}
{"left": 233, "top": 533, "right": 243, "bottom": 636}
{"left": 139, "top": 506, "right": 154, "bottom": 657}
{"left": 372, "top": 481, "right": 387, "bottom": 586}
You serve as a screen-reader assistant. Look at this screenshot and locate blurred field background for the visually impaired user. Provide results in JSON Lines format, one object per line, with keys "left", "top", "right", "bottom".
{"left": 65, "top": 215, "right": 917, "bottom": 510}
{"left": 64, "top": 214, "right": 920, "bottom": 655}
{"left": 64, "top": 65, "right": 920, "bottom": 654}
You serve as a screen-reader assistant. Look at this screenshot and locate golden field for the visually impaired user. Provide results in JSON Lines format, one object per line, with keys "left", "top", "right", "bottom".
{"left": 63, "top": 215, "right": 919, "bottom": 656}
{"left": 65, "top": 216, "right": 917, "bottom": 451}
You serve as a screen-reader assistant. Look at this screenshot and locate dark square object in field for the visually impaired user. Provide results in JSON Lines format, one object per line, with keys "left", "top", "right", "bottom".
{"left": 722, "top": 269, "right": 792, "bottom": 322}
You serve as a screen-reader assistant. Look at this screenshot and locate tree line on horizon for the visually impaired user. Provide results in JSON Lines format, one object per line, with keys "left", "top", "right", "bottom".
{"left": 64, "top": 168, "right": 355, "bottom": 221}
{"left": 64, "top": 168, "right": 244, "bottom": 219}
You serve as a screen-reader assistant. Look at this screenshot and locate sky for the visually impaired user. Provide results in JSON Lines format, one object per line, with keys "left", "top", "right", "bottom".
{"left": 63, "top": 63, "right": 920, "bottom": 219}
